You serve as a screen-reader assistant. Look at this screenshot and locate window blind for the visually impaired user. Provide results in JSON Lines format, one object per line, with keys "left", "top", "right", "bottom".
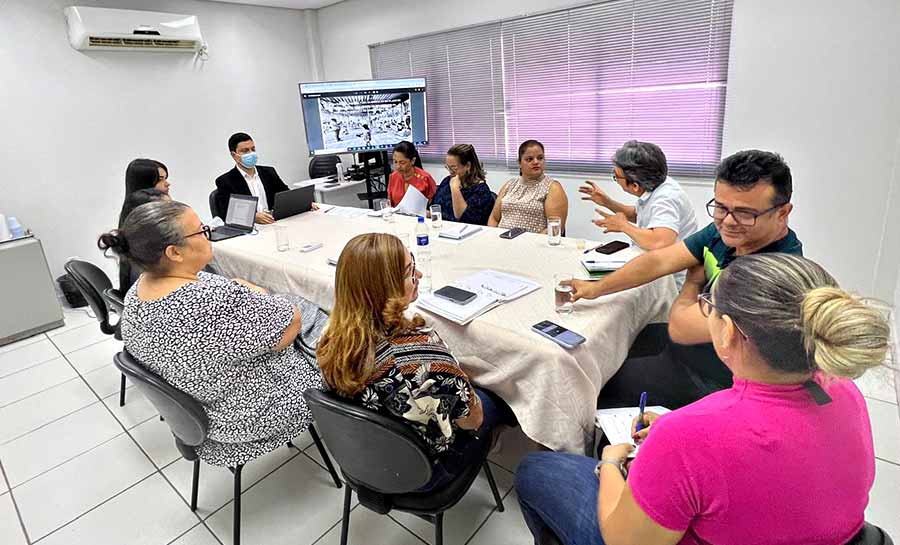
{"left": 370, "top": 0, "right": 734, "bottom": 177}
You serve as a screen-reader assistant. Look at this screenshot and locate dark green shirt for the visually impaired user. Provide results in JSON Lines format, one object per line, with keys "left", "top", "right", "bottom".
{"left": 676, "top": 222, "right": 804, "bottom": 391}
{"left": 684, "top": 222, "right": 803, "bottom": 286}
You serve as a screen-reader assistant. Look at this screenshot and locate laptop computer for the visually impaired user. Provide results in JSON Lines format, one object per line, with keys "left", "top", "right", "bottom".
{"left": 210, "top": 194, "right": 257, "bottom": 242}
{"left": 272, "top": 185, "right": 314, "bottom": 221}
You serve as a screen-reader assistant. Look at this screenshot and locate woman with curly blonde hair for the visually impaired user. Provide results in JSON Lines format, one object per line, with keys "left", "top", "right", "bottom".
{"left": 317, "top": 233, "right": 509, "bottom": 490}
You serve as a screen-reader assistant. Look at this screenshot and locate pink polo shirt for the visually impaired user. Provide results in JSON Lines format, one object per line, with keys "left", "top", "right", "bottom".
{"left": 628, "top": 376, "right": 874, "bottom": 545}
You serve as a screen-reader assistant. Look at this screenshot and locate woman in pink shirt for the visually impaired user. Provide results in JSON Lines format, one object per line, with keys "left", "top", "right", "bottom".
{"left": 515, "top": 253, "right": 889, "bottom": 545}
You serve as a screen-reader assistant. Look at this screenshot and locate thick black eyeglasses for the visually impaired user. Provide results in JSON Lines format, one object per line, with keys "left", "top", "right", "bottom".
{"left": 406, "top": 252, "right": 417, "bottom": 281}
{"left": 706, "top": 198, "right": 785, "bottom": 226}
{"left": 185, "top": 225, "right": 212, "bottom": 241}
{"left": 697, "top": 292, "right": 749, "bottom": 339}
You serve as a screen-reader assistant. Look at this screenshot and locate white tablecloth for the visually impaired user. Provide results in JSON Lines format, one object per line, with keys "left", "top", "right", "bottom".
{"left": 211, "top": 211, "right": 676, "bottom": 453}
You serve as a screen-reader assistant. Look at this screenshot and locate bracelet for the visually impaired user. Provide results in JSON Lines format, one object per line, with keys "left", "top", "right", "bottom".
{"left": 595, "top": 459, "right": 625, "bottom": 479}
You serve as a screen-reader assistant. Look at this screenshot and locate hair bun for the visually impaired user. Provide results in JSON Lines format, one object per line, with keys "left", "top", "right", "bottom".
{"left": 801, "top": 287, "right": 890, "bottom": 378}
{"left": 97, "top": 230, "right": 129, "bottom": 256}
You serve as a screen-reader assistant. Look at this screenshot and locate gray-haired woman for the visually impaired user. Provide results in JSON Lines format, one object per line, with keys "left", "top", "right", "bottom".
{"left": 98, "top": 200, "right": 326, "bottom": 467}
{"left": 516, "top": 253, "right": 888, "bottom": 545}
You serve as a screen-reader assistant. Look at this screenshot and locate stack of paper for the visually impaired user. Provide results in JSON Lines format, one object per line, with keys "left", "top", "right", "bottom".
{"left": 438, "top": 224, "right": 482, "bottom": 240}
{"left": 395, "top": 185, "right": 427, "bottom": 216}
{"left": 415, "top": 290, "right": 500, "bottom": 326}
{"left": 415, "top": 270, "right": 540, "bottom": 325}
{"left": 325, "top": 206, "right": 369, "bottom": 219}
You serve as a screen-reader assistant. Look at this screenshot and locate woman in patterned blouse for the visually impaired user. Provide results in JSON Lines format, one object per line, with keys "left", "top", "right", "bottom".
{"left": 431, "top": 144, "right": 496, "bottom": 225}
{"left": 317, "top": 233, "right": 508, "bottom": 490}
{"left": 98, "top": 201, "right": 326, "bottom": 468}
{"left": 488, "top": 140, "right": 569, "bottom": 234}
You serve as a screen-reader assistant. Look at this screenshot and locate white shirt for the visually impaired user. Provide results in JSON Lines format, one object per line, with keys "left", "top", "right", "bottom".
{"left": 634, "top": 177, "right": 699, "bottom": 289}
{"left": 239, "top": 166, "right": 269, "bottom": 213}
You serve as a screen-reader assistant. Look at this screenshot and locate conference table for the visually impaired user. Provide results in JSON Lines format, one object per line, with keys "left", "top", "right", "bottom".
{"left": 210, "top": 208, "right": 677, "bottom": 454}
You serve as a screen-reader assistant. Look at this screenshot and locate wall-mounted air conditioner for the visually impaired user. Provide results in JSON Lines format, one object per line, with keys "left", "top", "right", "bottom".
{"left": 64, "top": 6, "right": 203, "bottom": 52}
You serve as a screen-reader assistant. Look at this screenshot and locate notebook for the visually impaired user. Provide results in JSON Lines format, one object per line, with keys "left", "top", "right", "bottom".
{"left": 438, "top": 224, "right": 483, "bottom": 240}
{"left": 415, "top": 270, "right": 540, "bottom": 325}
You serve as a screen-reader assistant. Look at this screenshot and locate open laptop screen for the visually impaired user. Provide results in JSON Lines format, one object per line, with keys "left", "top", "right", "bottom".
{"left": 225, "top": 194, "right": 257, "bottom": 228}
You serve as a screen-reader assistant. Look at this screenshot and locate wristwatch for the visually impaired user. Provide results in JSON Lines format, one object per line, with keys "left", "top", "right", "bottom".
{"left": 595, "top": 459, "right": 626, "bottom": 479}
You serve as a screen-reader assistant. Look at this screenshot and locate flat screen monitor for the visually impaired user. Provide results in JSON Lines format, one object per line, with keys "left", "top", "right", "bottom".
{"left": 299, "top": 78, "right": 428, "bottom": 156}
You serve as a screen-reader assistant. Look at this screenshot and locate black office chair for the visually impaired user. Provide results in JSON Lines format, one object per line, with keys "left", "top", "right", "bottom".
{"left": 356, "top": 151, "right": 390, "bottom": 209}
{"left": 209, "top": 188, "right": 222, "bottom": 219}
{"left": 114, "top": 351, "right": 341, "bottom": 545}
{"left": 303, "top": 389, "right": 504, "bottom": 545}
{"left": 539, "top": 520, "right": 892, "bottom": 545}
{"left": 64, "top": 259, "right": 128, "bottom": 406}
{"left": 309, "top": 154, "right": 342, "bottom": 179}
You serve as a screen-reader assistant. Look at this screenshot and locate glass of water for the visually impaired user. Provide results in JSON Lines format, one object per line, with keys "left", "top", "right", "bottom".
{"left": 429, "top": 204, "right": 443, "bottom": 231}
{"left": 275, "top": 225, "right": 290, "bottom": 252}
{"left": 547, "top": 216, "right": 562, "bottom": 246}
{"left": 376, "top": 199, "right": 394, "bottom": 222}
{"left": 554, "top": 273, "right": 574, "bottom": 314}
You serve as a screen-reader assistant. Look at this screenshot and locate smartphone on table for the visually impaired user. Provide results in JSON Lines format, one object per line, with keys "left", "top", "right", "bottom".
{"left": 499, "top": 227, "right": 526, "bottom": 239}
{"left": 532, "top": 320, "right": 586, "bottom": 349}
{"left": 434, "top": 285, "right": 478, "bottom": 305}
{"left": 595, "top": 241, "right": 629, "bottom": 254}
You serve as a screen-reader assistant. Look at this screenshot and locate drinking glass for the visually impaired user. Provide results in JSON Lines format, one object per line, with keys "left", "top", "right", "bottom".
{"left": 547, "top": 216, "right": 562, "bottom": 246}
{"left": 429, "top": 204, "right": 443, "bottom": 231}
{"left": 376, "top": 199, "right": 394, "bottom": 222}
{"left": 275, "top": 225, "right": 290, "bottom": 252}
{"left": 554, "top": 273, "right": 574, "bottom": 314}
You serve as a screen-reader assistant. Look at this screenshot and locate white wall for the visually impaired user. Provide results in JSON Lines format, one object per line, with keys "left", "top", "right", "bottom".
{"left": 318, "top": 0, "right": 900, "bottom": 300}
{"left": 0, "top": 0, "right": 318, "bottom": 282}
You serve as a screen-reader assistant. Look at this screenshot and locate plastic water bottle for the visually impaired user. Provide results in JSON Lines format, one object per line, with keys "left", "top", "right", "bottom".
{"left": 415, "top": 216, "right": 431, "bottom": 292}
{"left": 7, "top": 216, "right": 24, "bottom": 238}
{"left": 335, "top": 158, "right": 344, "bottom": 183}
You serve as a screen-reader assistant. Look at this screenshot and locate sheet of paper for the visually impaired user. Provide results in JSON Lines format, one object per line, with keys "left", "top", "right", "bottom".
{"left": 415, "top": 290, "right": 500, "bottom": 325}
{"left": 395, "top": 185, "right": 428, "bottom": 217}
{"left": 455, "top": 270, "right": 540, "bottom": 302}
{"left": 439, "top": 224, "right": 482, "bottom": 240}
{"left": 595, "top": 406, "right": 671, "bottom": 446}
{"left": 324, "top": 206, "right": 369, "bottom": 219}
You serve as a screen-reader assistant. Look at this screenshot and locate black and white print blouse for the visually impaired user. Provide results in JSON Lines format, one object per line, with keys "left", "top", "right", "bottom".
{"left": 353, "top": 329, "right": 475, "bottom": 457}
{"left": 121, "top": 272, "right": 323, "bottom": 467}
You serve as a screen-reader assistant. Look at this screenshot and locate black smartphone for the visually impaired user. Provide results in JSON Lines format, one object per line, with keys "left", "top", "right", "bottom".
{"left": 434, "top": 285, "right": 478, "bottom": 305}
{"left": 531, "top": 320, "right": 587, "bottom": 349}
{"left": 596, "top": 241, "right": 630, "bottom": 255}
{"left": 500, "top": 227, "right": 526, "bottom": 239}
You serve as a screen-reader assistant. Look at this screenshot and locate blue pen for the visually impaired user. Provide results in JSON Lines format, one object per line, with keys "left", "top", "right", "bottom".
{"left": 634, "top": 391, "right": 648, "bottom": 434}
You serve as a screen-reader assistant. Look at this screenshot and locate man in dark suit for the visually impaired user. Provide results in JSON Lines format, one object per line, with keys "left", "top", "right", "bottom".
{"left": 214, "top": 132, "right": 288, "bottom": 224}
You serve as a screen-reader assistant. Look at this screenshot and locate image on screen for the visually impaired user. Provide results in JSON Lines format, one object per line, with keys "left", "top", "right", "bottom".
{"left": 299, "top": 78, "right": 427, "bottom": 156}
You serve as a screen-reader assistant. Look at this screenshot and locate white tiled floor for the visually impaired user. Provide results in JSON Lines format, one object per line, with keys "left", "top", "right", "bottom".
{"left": 0, "top": 320, "right": 898, "bottom": 545}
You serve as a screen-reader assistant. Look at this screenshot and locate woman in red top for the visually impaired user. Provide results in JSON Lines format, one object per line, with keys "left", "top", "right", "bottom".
{"left": 388, "top": 141, "right": 437, "bottom": 206}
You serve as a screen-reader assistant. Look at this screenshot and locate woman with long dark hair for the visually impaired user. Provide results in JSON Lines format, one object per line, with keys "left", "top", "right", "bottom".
{"left": 387, "top": 141, "right": 436, "bottom": 206}
{"left": 431, "top": 144, "right": 495, "bottom": 225}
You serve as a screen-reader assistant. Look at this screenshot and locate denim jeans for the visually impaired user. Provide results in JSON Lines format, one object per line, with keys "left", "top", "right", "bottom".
{"left": 515, "top": 452, "right": 606, "bottom": 545}
{"left": 417, "top": 387, "right": 508, "bottom": 492}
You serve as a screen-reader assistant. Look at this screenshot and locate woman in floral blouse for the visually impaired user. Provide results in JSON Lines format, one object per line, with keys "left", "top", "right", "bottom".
{"left": 317, "top": 232, "right": 509, "bottom": 490}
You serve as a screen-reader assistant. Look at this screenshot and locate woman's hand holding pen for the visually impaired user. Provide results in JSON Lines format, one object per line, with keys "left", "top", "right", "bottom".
{"left": 631, "top": 411, "right": 662, "bottom": 444}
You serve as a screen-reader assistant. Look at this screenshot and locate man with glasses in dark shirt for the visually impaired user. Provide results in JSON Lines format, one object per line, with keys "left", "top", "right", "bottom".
{"left": 568, "top": 149, "right": 802, "bottom": 411}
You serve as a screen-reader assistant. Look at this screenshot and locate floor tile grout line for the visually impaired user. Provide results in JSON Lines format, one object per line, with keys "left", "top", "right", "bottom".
{"left": 0, "top": 350, "right": 66, "bottom": 381}
{"left": 0, "top": 401, "right": 101, "bottom": 447}
{"left": 193, "top": 447, "right": 304, "bottom": 523}
{"left": 7, "top": 430, "right": 129, "bottom": 491}
{"left": 0, "top": 458, "right": 32, "bottom": 545}
{"left": 57, "top": 348, "right": 225, "bottom": 545}
{"left": 30, "top": 472, "right": 159, "bottom": 544}
{"left": 876, "top": 456, "right": 900, "bottom": 468}
{"left": 864, "top": 394, "right": 900, "bottom": 407}
{"left": 164, "top": 521, "right": 204, "bottom": 545}
{"left": 0, "top": 368, "right": 81, "bottom": 410}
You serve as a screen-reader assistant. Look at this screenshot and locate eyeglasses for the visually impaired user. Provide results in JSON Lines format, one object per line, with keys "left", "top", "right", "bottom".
{"left": 185, "top": 225, "right": 211, "bottom": 241}
{"left": 405, "top": 252, "right": 418, "bottom": 283}
{"left": 697, "top": 292, "right": 749, "bottom": 339}
{"left": 706, "top": 198, "right": 785, "bottom": 227}
{"left": 445, "top": 163, "right": 459, "bottom": 173}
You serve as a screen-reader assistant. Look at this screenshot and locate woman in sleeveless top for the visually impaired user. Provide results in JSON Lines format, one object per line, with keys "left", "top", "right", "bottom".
{"left": 488, "top": 140, "right": 568, "bottom": 234}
